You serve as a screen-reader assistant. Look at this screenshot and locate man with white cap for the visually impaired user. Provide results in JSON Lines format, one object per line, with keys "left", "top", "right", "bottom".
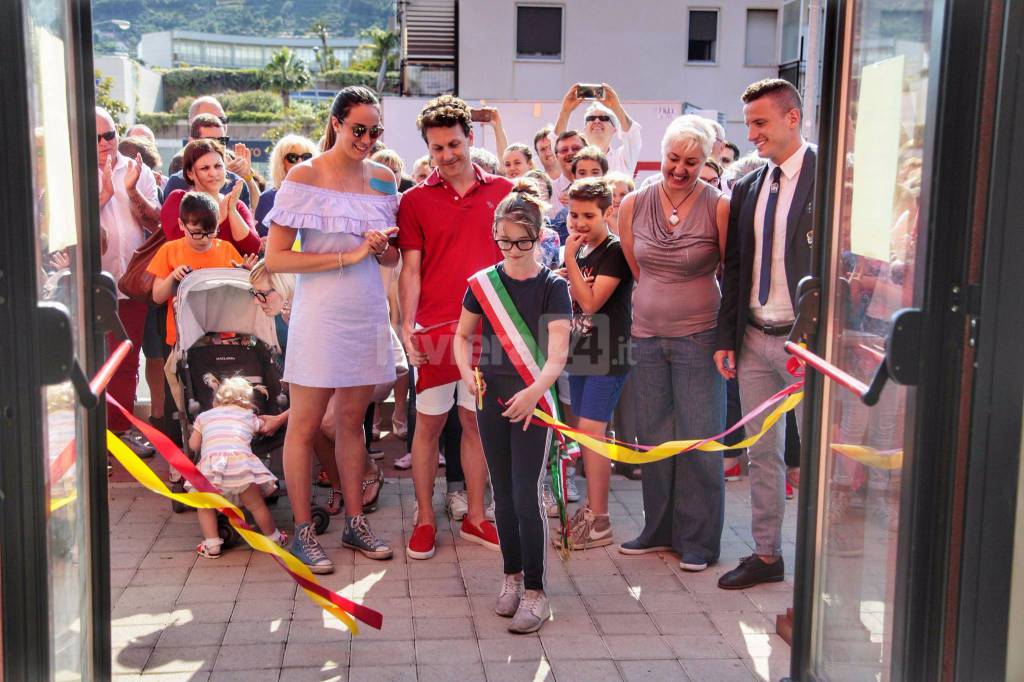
{"left": 553, "top": 82, "right": 642, "bottom": 176}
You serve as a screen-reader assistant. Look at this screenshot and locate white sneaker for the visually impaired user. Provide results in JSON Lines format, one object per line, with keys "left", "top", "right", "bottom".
{"left": 446, "top": 490, "right": 468, "bottom": 521}
{"left": 509, "top": 589, "right": 550, "bottom": 634}
{"left": 394, "top": 452, "right": 413, "bottom": 470}
{"left": 541, "top": 484, "right": 559, "bottom": 518}
{"left": 495, "top": 572, "right": 524, "bottom": 617}
{"left": 565, "top": 475, "right": 580, "bottom": 503}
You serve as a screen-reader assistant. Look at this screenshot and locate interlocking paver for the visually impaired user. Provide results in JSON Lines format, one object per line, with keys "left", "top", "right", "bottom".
{"left": 113, "top": 469, "right": 795, "bottom": 680}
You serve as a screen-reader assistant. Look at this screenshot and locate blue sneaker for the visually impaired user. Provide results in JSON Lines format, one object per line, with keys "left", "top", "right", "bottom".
{"left": 679, "top": 552, "right": 709, "bottom": 572}
{"left": 342, "top": 515, "right": 393, "bottom": 560}
{"left": 290, "top": 522, "right": 334, "bottom": 574}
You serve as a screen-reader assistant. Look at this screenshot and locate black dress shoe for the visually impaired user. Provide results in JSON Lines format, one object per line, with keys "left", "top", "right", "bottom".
{"left": 717, "top": 554, "right": 784, "bottom": 590}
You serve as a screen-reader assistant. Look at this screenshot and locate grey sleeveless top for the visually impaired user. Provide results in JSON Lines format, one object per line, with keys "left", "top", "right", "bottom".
{"left": 631, "top": 181, "right": 722, "bottom": 338}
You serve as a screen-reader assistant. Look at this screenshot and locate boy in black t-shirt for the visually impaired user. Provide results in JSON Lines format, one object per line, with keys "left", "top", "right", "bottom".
{"left": 560, "top": 177, "right": 634, "bottom": 550}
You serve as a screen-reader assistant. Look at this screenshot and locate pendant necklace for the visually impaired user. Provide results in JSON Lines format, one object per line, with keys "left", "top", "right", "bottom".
{"left": 660, "top": 181, "right": 698, "bottom": 227}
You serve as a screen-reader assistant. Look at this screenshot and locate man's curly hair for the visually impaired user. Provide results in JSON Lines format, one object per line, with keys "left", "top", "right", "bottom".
{"left": 417, "top": 95, "right": 473, "bottom": 142}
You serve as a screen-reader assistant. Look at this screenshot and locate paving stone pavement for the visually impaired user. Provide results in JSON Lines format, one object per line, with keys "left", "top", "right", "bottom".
{"left": 108, "top": 469, "right": 797, "bottom": 681}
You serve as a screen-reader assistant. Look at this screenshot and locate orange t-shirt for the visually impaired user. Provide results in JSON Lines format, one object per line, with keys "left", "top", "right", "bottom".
{"left": 147, "top": 238, "right": 242, "bottom": 345}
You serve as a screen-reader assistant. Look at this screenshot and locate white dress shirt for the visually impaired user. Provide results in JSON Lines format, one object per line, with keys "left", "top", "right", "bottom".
{"left": 749, "top": 141, "right": 809, "bottom": 324}
{"left": 99, "top": 152, "right": 158, "bottom": 298}
{"left": 605, "top": 121, "right": 643, "bottom": 175}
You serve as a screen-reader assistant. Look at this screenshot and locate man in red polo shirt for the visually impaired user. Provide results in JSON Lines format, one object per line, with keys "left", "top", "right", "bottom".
{"left": 398, "top": 95, "right": 512, "bottom": 560}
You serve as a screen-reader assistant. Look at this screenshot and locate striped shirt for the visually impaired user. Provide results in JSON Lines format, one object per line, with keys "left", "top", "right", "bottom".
{"left": 194, "top": 405, "right": 260, "bottom": 459}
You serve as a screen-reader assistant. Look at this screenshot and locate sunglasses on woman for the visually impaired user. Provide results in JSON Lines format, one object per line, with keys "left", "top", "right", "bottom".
{"left": 248, "top": 287, "right": 276, "bottom": 303}
{"left": 285, "top": 152, "right": 314, "bottom": 164}
{"left": 495, "top": 238, "right": 537, "bottom": 251}
{"left": 97, "top": 130, "right": 116, "bottom": 143}
{"left": 346, "top": 122, "right": 384, "bottom": 140}
{"left": 585, "top": 115, "right": 612, "bottom": 123}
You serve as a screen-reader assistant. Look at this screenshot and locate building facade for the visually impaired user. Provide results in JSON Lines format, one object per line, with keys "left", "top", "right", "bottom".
{"left": 137, "top": 30, "right": 362, "bottom": 70}
{"left": 455, "top": 0, "right": 783, "bottom": 143}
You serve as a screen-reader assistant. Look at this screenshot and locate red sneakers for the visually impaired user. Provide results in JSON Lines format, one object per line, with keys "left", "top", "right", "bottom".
{"left": 724, "top": 462, "right": 742, "bottom": 481}
{"left": 459, "top": 518, "right": 501, "bottom": 551}
{"left": 786, "top": 482, "right": 795, "bottom": 500}
{"left": 406, "top": 524, "right": 436, "bottom": 560}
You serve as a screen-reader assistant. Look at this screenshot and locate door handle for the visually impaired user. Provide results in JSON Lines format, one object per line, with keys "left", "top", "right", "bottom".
{"left": 37, "top": 272, "right": 132, "bottom": 408}
{"left": 785, "top": 306, "right": 923, "bottom": 406}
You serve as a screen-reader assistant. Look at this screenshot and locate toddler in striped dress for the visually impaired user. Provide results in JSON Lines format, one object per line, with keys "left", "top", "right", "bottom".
{"left": 188, "top": 375, "right": 287, "bottom": 558}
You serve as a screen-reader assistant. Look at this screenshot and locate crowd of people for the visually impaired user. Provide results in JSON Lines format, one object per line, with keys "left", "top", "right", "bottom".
{"left": 93, "top": 76, "right": 815, "bottom": 635}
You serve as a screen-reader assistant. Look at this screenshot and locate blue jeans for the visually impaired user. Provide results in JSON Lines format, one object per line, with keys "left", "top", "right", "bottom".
{"left": 631, "top": 331, "right": 725, "bottom": 562}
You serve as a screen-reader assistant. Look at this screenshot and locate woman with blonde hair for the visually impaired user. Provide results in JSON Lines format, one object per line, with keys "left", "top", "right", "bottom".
{"left": 254, "top": 134, "right": 318, "bottom": 236}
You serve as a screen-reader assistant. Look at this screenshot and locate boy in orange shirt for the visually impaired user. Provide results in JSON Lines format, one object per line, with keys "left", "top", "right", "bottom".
{"left": 148, "top": 191, "right": 245, "bottom": 346}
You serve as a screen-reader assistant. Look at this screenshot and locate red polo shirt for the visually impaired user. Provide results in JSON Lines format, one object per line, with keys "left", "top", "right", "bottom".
{"left": 398, "top": 164, "right": 512, "bottom": 326}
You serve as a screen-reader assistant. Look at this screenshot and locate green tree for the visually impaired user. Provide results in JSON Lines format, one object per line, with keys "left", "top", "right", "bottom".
{"left": 95, "top": 69, "right": 129, "bottom": 133}
{"left": 261, "top": 47, "right": 311, "bottom": 109}
{"left": 309, "top": 19, "right": 340, "bottom": 72}
{"left": 358, "top": 27, "right": 397, "bottom": 93}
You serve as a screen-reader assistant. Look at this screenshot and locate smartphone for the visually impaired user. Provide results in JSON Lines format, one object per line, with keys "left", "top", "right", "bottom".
{"left": 470, "top": 108, "right": 493, "bottom": 123}
{"left": 576, "top": 84, "right": 605, "bottom": 100}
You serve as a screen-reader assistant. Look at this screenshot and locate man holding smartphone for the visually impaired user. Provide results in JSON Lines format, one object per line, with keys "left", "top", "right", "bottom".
{"left": 553, "top": 82, "right": 642, "bottom": 176}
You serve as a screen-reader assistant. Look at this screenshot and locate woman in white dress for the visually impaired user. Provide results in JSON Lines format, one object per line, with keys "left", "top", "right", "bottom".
{"left": 265, "top": 86, "right": 399, "bottom": 572}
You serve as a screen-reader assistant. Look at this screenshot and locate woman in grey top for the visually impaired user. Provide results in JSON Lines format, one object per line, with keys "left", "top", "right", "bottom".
{"left": 617, "top": 115, "right": 730, "bottom": 571}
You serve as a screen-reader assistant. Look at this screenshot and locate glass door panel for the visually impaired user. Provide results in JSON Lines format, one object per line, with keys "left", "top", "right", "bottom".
{"left": 25, "top": 0, "right": 93, "bottom": 677}
{"left": 811, "top": 1, "right": 934, "bottom": 679}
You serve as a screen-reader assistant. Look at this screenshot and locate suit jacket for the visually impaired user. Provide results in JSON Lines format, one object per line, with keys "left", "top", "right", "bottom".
{"left": 716, "top": 145, "right": 816, "bottom": 355}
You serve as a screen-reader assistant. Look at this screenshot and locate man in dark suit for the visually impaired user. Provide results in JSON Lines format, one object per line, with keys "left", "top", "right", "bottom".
{"left": 714, "top": 79, "right": 816, "bottom": 590}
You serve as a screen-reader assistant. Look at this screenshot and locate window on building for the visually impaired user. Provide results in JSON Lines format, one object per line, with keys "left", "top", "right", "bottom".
{"left": 293, "top": 47, "right": 317, "bottom": 66}
{"left": 687, "top": 9, "right": 718, "bottom": 63}
{"left": 745, "top": 9, "right": 778, "bottom": 66}
{"left": 781, "top": 0, "right": 801, "bottom": 63}
{"left": 205, "top": 43, "right": 231, "bottom": 66}
{"left": 175, "top": 40, "right": 202, "bottom": 65}
{"left": 235, "top": 45, "right": 264, "bottom": 67}
{"left": 516, "top": 5, "right": 563, "bottom": 60}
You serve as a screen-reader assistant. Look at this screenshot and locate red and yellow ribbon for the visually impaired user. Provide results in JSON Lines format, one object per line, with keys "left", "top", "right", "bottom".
{"left": 106, "top": 395, "right": 382, "bottom": 633}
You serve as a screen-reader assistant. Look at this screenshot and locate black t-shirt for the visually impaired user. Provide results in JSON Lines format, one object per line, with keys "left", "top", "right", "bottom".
{"left": 568, "top": 234, "right": 634, "bottom": 376}
{"left": 463, "top": 263, "right": 572, "bottom": 377}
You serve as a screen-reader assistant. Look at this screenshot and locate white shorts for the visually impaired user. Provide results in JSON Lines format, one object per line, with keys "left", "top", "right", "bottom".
{"left": 416, "top": 378, "right": 475, "bottom": 416}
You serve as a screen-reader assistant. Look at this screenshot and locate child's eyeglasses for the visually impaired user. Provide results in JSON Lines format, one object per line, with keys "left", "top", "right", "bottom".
{"left": 346, "top": 123, "right": 384, "bottom": 140}
{"left": 285, "top": 152, "right": 314, "bottom": 164}
{"left": 248, "top": 287, "right": 276, "bottom": 303}
{"left": 495, "top": 238, "right": 537, "bottom": 251}
{"left": 186, "top": 228, "right": 217, "bottom": 240}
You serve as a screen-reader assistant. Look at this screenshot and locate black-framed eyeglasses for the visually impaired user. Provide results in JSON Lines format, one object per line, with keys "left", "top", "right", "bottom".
{"left": 186, "top": 228, "right": 217, "bottom": 240}
{"left": 285, "top": 152, "right": 314, "bottom": 164}
{"left": 97, "top": 130, "right": 116, "bottom": 143}
{"left": 495, "top": 238, "right": 536, "bottom": 252}
{"left": 557, "top": 146, "right": 583, "bottom": 158}
{"left": 248, "top": 287, "right": 276, "bottom": 303}
{"left": 585, "top": 114, "right": 612, "bottom": 123}
{"left": 346, "top": 123, "right": 384, "bottom": 140}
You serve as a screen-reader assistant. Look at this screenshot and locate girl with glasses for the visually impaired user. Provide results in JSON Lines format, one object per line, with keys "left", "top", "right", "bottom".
{"left": 454, "top": 179, "right": 572, "bottom": 634}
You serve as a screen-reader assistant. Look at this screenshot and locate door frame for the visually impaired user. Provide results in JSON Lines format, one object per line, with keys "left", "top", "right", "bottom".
{"left": 954, "top": 1, "right": 1024, "bottom": 678}
{"left": 788, "top": 0, "right": 1000, "bottom": 679}
{"left": 0, "top": 0, "right": 109, "bottom": 678}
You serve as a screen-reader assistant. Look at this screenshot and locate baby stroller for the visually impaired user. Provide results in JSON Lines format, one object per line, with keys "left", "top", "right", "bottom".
{"left": 166, "top": 268, "right": 330, "bottom": 545}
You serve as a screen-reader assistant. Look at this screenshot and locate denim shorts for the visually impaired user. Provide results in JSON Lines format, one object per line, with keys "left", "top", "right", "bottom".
{"left": 142, "top": 304, "right": 167, "bottom": 359}
{"left": 569, "top": 373, "right": 630, "bottom": 423}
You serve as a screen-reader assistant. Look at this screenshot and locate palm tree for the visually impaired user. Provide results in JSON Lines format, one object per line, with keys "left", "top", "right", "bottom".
{"left": 261, "top": 47, "right": 311, "bottom": 109}
{"left": 359, "top": 27, "right": 397, "bottom": 93}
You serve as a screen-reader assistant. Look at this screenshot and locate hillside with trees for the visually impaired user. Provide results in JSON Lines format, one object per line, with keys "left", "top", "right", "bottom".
{"left": 92, "top": 0, "right": 392, "bottom": 50}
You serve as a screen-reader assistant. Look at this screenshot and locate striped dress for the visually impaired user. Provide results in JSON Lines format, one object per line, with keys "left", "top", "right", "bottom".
{"left": 187, "top": 405, "right": 277, "bottom": 503}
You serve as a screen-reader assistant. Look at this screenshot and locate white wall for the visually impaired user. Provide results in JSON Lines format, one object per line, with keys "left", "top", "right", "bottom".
{"left": 94, "top": 55, "right": 165, "bottom": 124}
{"left": 458, "top": 0, "right": 781, "bottom": 147}
{"left": 138, "top": 31, "right": 174, "bottom": 69}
